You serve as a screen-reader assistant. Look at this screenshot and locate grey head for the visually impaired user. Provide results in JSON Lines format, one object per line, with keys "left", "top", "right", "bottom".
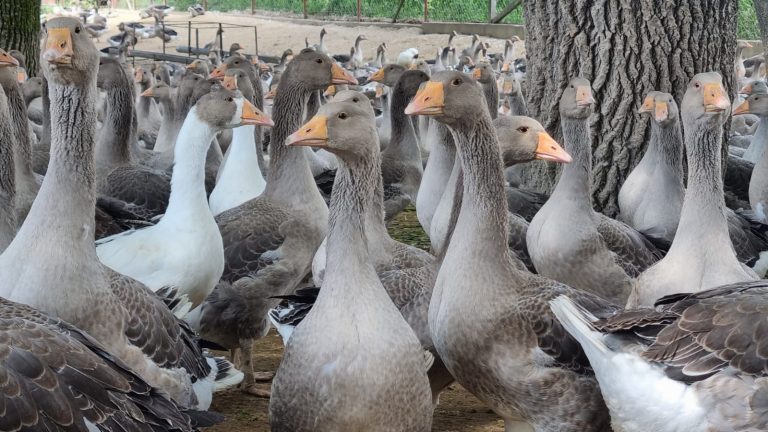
{"left": 410, "top": 58, "right": 431, "bottom": 76}
{"left": 404, "top": 70, "right": 484, "bottom": 128}
{"left": 471, "top": 62, "right": 496, "bottom": 84}
{"left": 281, "top": 49, "right": 357, "bottom": 90}
{"left": 494, "top": 115, "right": 571, "bottom": 166}
{"left": 133, "top": 66, "right": 153, "bottom": 86}
{"left": 734, "top": 92, "right": 768, "bottom": 116}
{"left": 681, "top": 72, "right": 730, "bottom": 126}
{"left": 152, "top": 63, "right": 171, "bottom": 85}
{"left": 8, "top": 49, "right": 26, "bottom": 68}
{"left": 559, "top": 77, "right": 595, "bottom": 119}
{"left": 195, "top": 87, "right": 272, "bottom": 130}
{"left": 638, "top": 91, "right": 679, "bottom": 126}
{"left": 320, "top": 27, "right": 327, "bottom": 38}
{"left": 223, "top": 69, "right": 254, "bottom": 101}
{"left": 40, "top": 17, "right": 100, "bottom": 85}
{"left": 140, "top": 81, "right": 171, "bottom": 101}
{"left": 332, "top": 90, "right": 375, "bottom": 117}
{"left": 0, "top": 49, "right": 19, "bottom": 88}
{"left": 498, "top": 71, "right": 521, "bottom": 97}
{"left": 394, "top": 69, "right": 430, "bottom": 102}
{"left": 741, "top": 80, "right": 768, "bottom": 95}
{"left": 210, "top": 54, "right": 257, "bottom": 82}
{"left": 96, "top": 57, "right": 128, "bottom": 90}
{"left": 370, "top": 63, "right": 406, "bottom": 87}
{"left": 287, "top": 101, "right": 377, "bottom": 161}
{"left": 185, "top": 58, "right": 210, "bottom": 76}
{"left": 22, "top": 77, "right": 43, "bottom": 102}
{"left": 356, "top": 34, "right": 368, "bottom": 44}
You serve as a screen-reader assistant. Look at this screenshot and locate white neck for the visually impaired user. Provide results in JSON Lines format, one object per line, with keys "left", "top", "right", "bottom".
{"left": 209, "top": 125, "right": 266, "bottom": 215}
{"left": 162, "top": 107, "right": 217, "bottom": 226}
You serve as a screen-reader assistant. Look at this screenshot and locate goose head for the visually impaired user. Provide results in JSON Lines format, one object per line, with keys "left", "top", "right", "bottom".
{"left": 285, "top": 49, "right": 357, "bottom": 89}
{"left": 409, "top": 58, "right": 430, "bottom": 76}
{"left": 734, "top": 92, "right": 768, "bottom": 117}
{"left": 497, "top": 71, "right": 521, "bottom": 96}
{"left": 140, "top": 81, "right": 171, "bottom": 100}
{"left": 332, "top": 90, "right": 375, "bottom": 117}
{"left": 185, "top": 58, "right": 210, "bottom": 76}
{"left": 740, "top": 80, "right": 768, "bottom": 95}
{"left": 96, "top": 57, "right": 127, "bottom": 90}
{"left": 196, "top": 87, "right": 273, "bottom": 129}
{"left": 682, "top": 72, "right": 730, "bottom": 124}
{"left": 638, "top": 91, "right": 679, "bottom": 126}
{"left": 40, "top": 17, "right": 99, "bottom": 85}
{"left": 369, "top": 63, "right": 405, "bottom": 86}
{"left": 223, "top": 69, "right": 255, "bottom": 101}
{"left": 286, "top": 101, "right": 376, "bottom": 160}
{"left": 133, "top": 66, "right": 152, "bottom": 85}
{"left": 0, "top": 49, "right": 20, "bottom": 85}
{"left": 209, "top": 55, "right": 255, "bottom": 80}
{"left": 404, "top": 70, "right": 481, "bottom": 126}
{"left": 559, "top": 77, "right": 595, "bottom": 119}
{"left": 472, "top": 62, "right": 495, "bottom": 84}
{"left": 494, "top": 115, "right": 571, "bottom": 165}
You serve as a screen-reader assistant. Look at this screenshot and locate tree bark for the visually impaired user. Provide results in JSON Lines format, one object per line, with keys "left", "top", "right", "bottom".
{"left": 522, "top": 0, "right": 738, "bottom": 216}
{"left": 0, "top": 0, "right": 40, "bottom": 77}
{"left": 754, "top": 0, "right": 768, "bottom": 60}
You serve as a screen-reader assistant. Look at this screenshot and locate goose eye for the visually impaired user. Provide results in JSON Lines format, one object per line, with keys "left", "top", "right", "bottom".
{"left": 693, "top": 82, "right": 700, "bottom": 89}
{"left": 451, "top": 78, "right": 462, "bottom": 86}
{"left": 226, "top": 97, "right": 233, "bottom": 102}
{"left": 338, "top": 112, "right": 348, "bottom": 119}
{"left": 315, "top": 58, "right": 323, "bottom": 64}
{"left": 352, "top": 97, "right": 359, "bottom": 102}
{"left": 517, "top": 126, "right": 529, "bottom": 133}
{"left": 75, "top": 26, "right": 81, "bottom": 33}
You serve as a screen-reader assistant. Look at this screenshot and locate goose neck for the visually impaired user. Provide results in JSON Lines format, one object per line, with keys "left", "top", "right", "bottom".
{"left": 553, "top": 116, "right": 592, "bottom": 201}
{"left": 0, "top": 91, "right": 17, "bottom": 246}
{"left": 482, "top": 82, "right": 498, "bottom": 120}
{"left": 163, "top": 107, "right": 217, "bottom": 224}
{"left": 96, "top": 81, "right": 134, "bottom": 174}
{"left": 648, "top": 120, "right": 683, "bottom": 177}
{"left": 680, "top": 118, "right": 726, "bottom": 219}
{"left": 1, "top": 79, "right": 34, "bottom": 180}
{"left": 387, "top": 86, "right": 421, "bottom": 161}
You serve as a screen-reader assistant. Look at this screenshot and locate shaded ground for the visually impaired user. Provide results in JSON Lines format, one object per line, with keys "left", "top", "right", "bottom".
{"left": 206, "top": 207, "right": 503, "bottom": 431}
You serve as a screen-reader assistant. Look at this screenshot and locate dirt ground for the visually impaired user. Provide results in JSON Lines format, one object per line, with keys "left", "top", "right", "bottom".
{"left": 86, "top": 9, "right": 524, "bottom": 63}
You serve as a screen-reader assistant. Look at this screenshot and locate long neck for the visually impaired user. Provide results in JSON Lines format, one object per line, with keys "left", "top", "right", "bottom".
{"left": 163, "top": 107, "right": 217, "bottom": 224}
{"left": 0, "top": 95, "right": 17, "bottom": 248}
{"left": 647, "top": 120, "right": 684, "bottom": 178}
{"left": 387, "top": 86, "right": 421, "bottom": 161}
{"left": 679, "top": 118, "right": 727, "bottom": 228}
{"left": 361, "top": 137, "right": 390, "bottom": 258}
{"left": 552, "top": 116, "right": 592, "bottom": 203}
{"left": 264, "top": 76, "right": 325, "bottom": 211}
{"left": 95, "top": 81, "right": 134, "bottom": 175}
{"left": 2, "top": 81, "right": 34, "bottom": 180}
{"left": 40, "top": 79, "right": 51, "bottom": 149}
{"left": 482, "top": 81, "right": 498, "bottom": 119}
{"left": 17, "top": 77, "right": 97, "bottom": 246}
{"left": 153, "top": 96, "right": 180, "bottom": 154}
{"left": 136, "top": 79, "right": 155, "bottom": 118}
{"left": 507, "top": 93, "right": 527, "bottom": 116}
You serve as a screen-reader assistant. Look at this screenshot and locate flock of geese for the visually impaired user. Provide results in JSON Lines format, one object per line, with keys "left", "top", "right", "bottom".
{"left": 2, "top": 12, "right": 768, "bottom": 432}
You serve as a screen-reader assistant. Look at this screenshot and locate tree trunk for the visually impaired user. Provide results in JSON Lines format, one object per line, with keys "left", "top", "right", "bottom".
{"left": 522, "top": 0, "right": 738, "bottom": 216}
{"left": 754, "top": 0, "right": 768, "bottom": 60}
{"left": 0, "top": 0, "right": 40, "bottom": 77}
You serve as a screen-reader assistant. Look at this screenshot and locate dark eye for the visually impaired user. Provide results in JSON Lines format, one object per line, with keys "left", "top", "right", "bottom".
{"left": 693, "top": 82, "right": 700, "bottom": 89}
{"left": 316, "top": 58, "right": 323, "bottom": 64}
{"left": 451, "top": 78, "right": 462, "bottom": 86}
{"left": 352, "top": 97, "right": 359, "bottom": 102}
{"left": 75, "top": 26, "right": 81, "bottom": 33}
{"left": 338, "top": 112, "right": 348, "bottom": 119}
{"left": 517, "top": 126, "right": 529, "bottom": 133}
{"left": 226, "top": 97, "right": 233, "bottom": 102}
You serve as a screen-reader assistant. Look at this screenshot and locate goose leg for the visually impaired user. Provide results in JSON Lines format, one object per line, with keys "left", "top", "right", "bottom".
{"left": 238, "top": 337, "right": 271, "bottom": 397}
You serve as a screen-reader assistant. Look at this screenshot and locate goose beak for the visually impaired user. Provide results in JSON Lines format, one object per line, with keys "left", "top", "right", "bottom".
{"left": 223, "top": 75, "right": 238, "bottom": 90}
{"left": 535, "top": 132, "right": 572, "bottom": 163}
{"left": 265, "top": 88, "right": 276, "bottom": 99}
{"left": 43, "top": 27, "right": 74, "bottom": 65}
{"left": 405, "top": 81, "right": 445, "bottom": 116}
{"left": 370, "top": 67, "right": 385, "bottom": 83}
{"left": 323, "top": 85, "right": 336, "bottom": 97}
{"left": 241, "top": 100, "right": 274, "bottom": 127}
{"left": 133, "top": 68, "right": 143, "bottom": 83}
{"left": 501, "top": 62, "right": 510, "bottom": 72}
{"left": 259, "top": 62, "right": 270, "bottom": 72}
{"left": 185, "top": 62, "right": 197, "bottom": 70}
{"left": 501, "top": 80, "right": 513, "bottom": 95}
{"left": 0, "top": 50, "right": 19, "bottom": 67}
{"left": 375, "top": 85, "right": 384, "bottom": 98}
{"left": 286, "top": 115, "right": 328, "bottom": 147}
{"left": 331, "top": 63, "right": 358, "bottom": 85}
{"left": 741, "top": 83, "right": 753, "bottom": 94}
{"left": 140, "top": 87, "right": 155, "bottom": 97}
{"left": 575, "top": 86, "right": 595, "bottom": 106}
{"left": 654, "top": 100, "right": 668, "bottom": 122}
{"left": 703, "top": 83, "right": 730, "bottom": 112}
{"left": 637, "top": 95, "right": 654, "bottom": 114}
{"left": 16, "top": 70, "right": 26, "bottom": 83}
{"left": 472, "top": 68, "right": 482, "bottom": 79}
{"left": 733, "top": 100, "right": 751, "bottom": 115}
{"left": 209, "top": 64, "right": 227, "bottom": 79}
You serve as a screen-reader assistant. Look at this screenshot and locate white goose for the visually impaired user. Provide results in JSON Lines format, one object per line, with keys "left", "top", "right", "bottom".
{"left": 97, "top": 76, "right": 274, "bottom": 315}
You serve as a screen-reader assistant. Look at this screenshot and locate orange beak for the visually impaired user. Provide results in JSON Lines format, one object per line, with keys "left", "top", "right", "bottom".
{"left": 133, "top": 68, "right": 144, "bottom": 83}
{"left": 501, "top": 79, "right": 514, "bottom": 95}
{"left": 0, "top": 50, "right": 19, "bottom": 67}
{"left": 575, "top": 86, "right": 595, "bottom": 106}
{"left": 140, "top": 87, "right": 155, "bottom": 97}
{"left": 241, "top": 100, "right": 274, "bottom": 127}
{"left": 408, "top": 62, "right": 418, "bottom": 70}
{"left": 369, "top": 67, "right": 385, "bottom": 83}
{"left": 534, "top": 132, "right": 572, "bottom": 163}
{"left": 286, "top": 115, "right": 328, "bottom": 147}
{"left": 265, "top": 87, "right": 276, "bottom": 99}
{"left": 209, "top": 64, "right": 227, "bottom": 79}
{"left": 42, "top": 27, "right": 74, "bottom": 65}
{"left": 185, "top": 61, "right": 197, "bottom": 70}
{"left": 703, "top": 83, "right": 730, "bottom": 112}
{"left": 501, "top": 62, "right": 510, "bottom": 72}
{"left": 472, "top": 68, "right": 482, "bottom": 79}
{"left": 375, "top": 85, "right": 384, "bottom": 98}
{"left": 323, "top": 85, "right": 336, "bottom": 97}
{"left": 331, "top": 63, "right": 358, "bottom": 85}
{"left": 733, "top": 100, "right": 751, "bottom": 115}
{"left": 223, "top": 74, "right": 238, "bottom": 91}
{"left": 405, "top": 81, "right": 445, "bottom": 116}
{"left": 741, "top": 83, "right": 753, "bottom": 94}
{"left": 654, "top": 100, "right": 668, "bottom": 122}
{"left": 638, "top": 95, "right": 654, "bottom": 114}
{"left": 16, "top": 70, "right": 26, "bottom": 83}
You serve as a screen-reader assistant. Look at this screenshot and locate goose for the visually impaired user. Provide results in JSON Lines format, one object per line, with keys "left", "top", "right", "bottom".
{"left": 311, "top": 27, "right": 328, "bottom": 55}
{"left": 498, "top": 69, "right": 527, "bottom": 116}
{"left": 187, "top": 49, "right": 356, "bottom": 397}
{"left": 396, "top": 47, "right": 419, "bottom": 67}
{"left": 460, "top": 33, "right": 480, "bottom": 60}
{"left": 134, "top": 65, "right": 162, "bottom": 147}
{"left": 735, "top": 40, "right": 753, "bottom": 92}
{"left": 185, "top": 58, "right": 211, "bottom": 76}
{"left": 741, "top": 81, "right": 768, "bottom": 164}
{"left": 472, "top": 62, "right": 498, "bottom": 119}
{"left": 209, "top": 71, "right": 267, "bottom": 216}
{"left": 551, "top": 281, "right": 768, "bottom": 432}
{"left": 270, "top": 100, "right": 433, "bottom": 432}
{"left": 189, "top": 3, "right": 205, "bottom": 17}
{"left": 372, "top": 42, "right": 386, "bottom": 69}
{"left": 380, "top": 69, "right": 428, "bottom": 220}
{"left": 527, "top": 78, "right": 660, "bottom": 304}
{"left": 97, "top": 81, "right": 273, "bottom": 315}
{"left": 0, "top": 297, "right": 204, "bottom": 432}
{"left": 738, "top": 94, "right": 768, "bottom": 223}
{"left": 0, "top": 49, "right": 40, "bottom": 225}
{"left": 0, "top": 79, "right": 17, "bottom": 251}
{"left": 407, "top": 70, "right": 616, "bottom": 431}
{"left": 630, "top": 72, "right": 759, "bottom": 307}
{"left": 369, "top": 64, "right": 406, "bottom": 150}
{"left": 95, "top": 58, "right": 171, "bottom": 221}
{"left": 0, "top": 18, "right": 243, "bottom": 410}
{"left": 85, "top": 22, "right": 109, "bottom": 41}
{"left": 416, "top": 119, "right": 455, "bottom": 235}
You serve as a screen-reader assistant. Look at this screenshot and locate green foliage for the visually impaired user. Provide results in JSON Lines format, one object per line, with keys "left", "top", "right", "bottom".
{"left": 739, "top": 0, "right": 760, "bottom": 40}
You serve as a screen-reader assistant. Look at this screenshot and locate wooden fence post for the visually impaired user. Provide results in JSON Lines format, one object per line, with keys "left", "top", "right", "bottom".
{"left": 424, "top": 0, "right": 428, "bottom": 22}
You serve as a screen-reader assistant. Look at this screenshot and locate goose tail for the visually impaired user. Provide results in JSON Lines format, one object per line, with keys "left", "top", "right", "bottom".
{"left": 208, "top": 354, "right": 244, "bottom": 392}
{"left": 155, "top": 285, "right": 193, "bottom": 319}
{"left": 549, "top": 296, "right": 610, "bottom": 359}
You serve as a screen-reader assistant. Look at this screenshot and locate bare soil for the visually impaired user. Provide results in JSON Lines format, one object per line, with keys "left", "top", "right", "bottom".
{"left": 90, "top": 9, "right": 524, "bottom": 62}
